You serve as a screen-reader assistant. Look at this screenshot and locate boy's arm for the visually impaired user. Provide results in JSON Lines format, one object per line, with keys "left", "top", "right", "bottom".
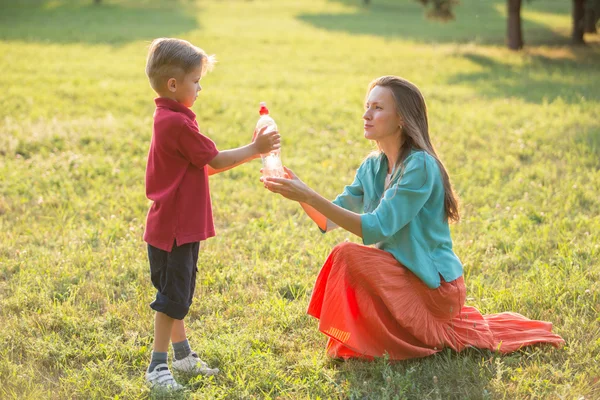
{"left": 208, "top": 128, "right": 280, "bottom": 174}
{"left": 207, "top": 144, "right": 260, "bottom": 175}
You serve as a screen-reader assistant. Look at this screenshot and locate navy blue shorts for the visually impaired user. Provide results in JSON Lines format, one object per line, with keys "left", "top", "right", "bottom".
{"left": 147, "top": 241, "right": 199, "bottom": 320}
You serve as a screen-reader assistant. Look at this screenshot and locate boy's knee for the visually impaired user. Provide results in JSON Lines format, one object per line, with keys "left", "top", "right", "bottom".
{"left": 150, "top": 292, "right": 190, "bottom": 320}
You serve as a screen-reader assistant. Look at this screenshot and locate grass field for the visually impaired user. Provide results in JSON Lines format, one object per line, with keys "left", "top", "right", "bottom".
{"left": 0, "top": 0, "right": 599, "bottom": 398}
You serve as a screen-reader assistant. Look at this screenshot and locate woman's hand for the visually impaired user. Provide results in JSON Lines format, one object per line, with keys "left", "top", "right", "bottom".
{"left": 262, "top": 166, "right": 314, "bottom": 203}
{"left": 263, "top": 166, "right": 364, "bottom": 238}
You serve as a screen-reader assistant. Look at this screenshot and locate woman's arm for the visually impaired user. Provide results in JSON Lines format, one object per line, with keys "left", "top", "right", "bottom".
{"left": 304, "top": 191, "right": 362, "bottom": 238}
{"left": 264, "top": 167, "right": 363, "bottom": 238}
{"left": 266, "top": 154, "right": 436, "bottom": 244}
{"left": 299, "top": 202, "right": 328, "bottom": 231}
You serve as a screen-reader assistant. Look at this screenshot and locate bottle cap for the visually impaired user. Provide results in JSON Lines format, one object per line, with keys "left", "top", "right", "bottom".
{"left": 259, "top": 102, "right": 269, "bottom": 115}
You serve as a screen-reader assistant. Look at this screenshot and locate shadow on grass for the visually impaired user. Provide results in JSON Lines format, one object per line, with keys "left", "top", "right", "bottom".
{"left": 332, "top": 345, "right": 567, "bottom": 399}
{"left": 297, "top": 0, "right": 574, "bottom": 46}
{"left": 330, "top": 348, "right": 496, "bottom": 399}
{"left": 0, "top": 0, "right": 199, "bottom": 45}
{"left": 448, "top": 51, "right": 600, "bottom": 104}
{"left": 450, "top": 50, "right": 600, "bottom": 157}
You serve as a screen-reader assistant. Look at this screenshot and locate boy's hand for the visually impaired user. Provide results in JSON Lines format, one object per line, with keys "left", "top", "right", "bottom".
{"left": 252, "top": 126, "right": 281, "bottom": 156}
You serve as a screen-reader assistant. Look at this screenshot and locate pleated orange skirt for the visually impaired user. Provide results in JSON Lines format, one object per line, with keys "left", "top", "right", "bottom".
{"left": 307, "top": 242, "right": 565, "bottom": 360}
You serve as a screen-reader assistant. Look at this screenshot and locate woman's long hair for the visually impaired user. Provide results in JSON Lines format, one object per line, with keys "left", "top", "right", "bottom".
{"left": 367, "top": 76, "right": 460, "bottom": 223}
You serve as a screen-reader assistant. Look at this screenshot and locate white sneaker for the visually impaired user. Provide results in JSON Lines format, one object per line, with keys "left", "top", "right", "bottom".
{"left": 172, "top": 353, "right": 219, "bottom": 376}
{"left": 145, "top": 363, "right": 184, "bottom": 390}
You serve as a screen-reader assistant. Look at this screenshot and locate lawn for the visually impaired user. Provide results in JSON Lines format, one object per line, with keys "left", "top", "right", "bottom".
{"left": 0, "top": 0, "right": 599, "bottom": 398}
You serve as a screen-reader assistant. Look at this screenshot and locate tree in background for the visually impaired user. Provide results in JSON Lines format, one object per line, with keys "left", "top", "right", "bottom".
{"left": 507, "top": 0, "right": 524, "bottom": 49}
{"left": 570, "top": 0, "right": 600, "bottom": 44}
{"left": 583, "top": 0, "right": 600, "bottom": 33}
{"left": 418, "top": 0, "right": 456, "bottom": 20}
{"left": 364, "top": 0, "right": 600, "bottom": 50}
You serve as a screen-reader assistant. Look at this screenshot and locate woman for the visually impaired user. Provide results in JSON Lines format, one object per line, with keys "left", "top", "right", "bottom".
{"left": 262, "top": 76, "right": 564, "bottom": 360}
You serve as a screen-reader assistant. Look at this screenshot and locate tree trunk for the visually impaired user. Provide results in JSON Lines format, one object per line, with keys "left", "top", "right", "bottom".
{"left": 584, "top": 4, "right": 597, "bottom": 33}
{"left": 572, "top": 0, "right": 586, "bottom": 44}
{"left": 507, "top": 0, "right": 523, "bottom": 50}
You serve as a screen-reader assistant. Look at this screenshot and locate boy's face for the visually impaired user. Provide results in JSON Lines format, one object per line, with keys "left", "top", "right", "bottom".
{"left": 168, "top": 66, "right": 203, "bottom": 108}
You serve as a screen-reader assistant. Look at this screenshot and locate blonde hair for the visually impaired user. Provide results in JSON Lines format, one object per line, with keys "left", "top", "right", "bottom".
{"left": 145, "top": 38, "right": 216, "bottom": 92}
{"left": 366, "top": 76, "right": 460, "bottom": 223}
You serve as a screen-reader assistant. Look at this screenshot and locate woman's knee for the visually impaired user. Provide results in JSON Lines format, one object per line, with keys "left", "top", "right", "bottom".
{"left": 332, "top": 241, "right": 362, "bottom": 256}
{"left": 330, "top": 242, "right": 367, "bottom": 268}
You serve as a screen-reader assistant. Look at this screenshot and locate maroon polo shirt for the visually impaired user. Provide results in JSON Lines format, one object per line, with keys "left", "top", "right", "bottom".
{"left": 143, "top": 97, "right": 219, "bottom": 252}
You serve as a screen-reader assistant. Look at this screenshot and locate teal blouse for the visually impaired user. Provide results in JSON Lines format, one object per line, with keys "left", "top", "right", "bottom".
{"left": 329, "top": 150, "right": 463, "bottom": 289}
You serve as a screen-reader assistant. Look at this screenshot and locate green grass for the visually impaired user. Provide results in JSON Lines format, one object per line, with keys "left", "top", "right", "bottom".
{"left": 1, "top": 0, "right": 599, "bottom": 398}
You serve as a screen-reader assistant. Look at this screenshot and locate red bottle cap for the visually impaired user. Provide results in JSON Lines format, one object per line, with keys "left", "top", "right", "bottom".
{"left": 259, "top": 101, "right": 269, "bottom": 115}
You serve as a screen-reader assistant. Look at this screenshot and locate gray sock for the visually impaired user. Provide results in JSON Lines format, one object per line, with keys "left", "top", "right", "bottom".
{"left": 172, "top": 339, "right": 192, "bottom": 360}
{"left": 148, "top": 351, "right": 168, "bottom": 373}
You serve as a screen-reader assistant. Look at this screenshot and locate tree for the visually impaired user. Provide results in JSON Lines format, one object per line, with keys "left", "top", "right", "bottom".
{"left": 573, "top": 0, "right": 586, "bottom": 44}
{"left": 416, "top": 0, "right": 600, "bottom": 49}
{"left": 584, "top": 0, "right": 600, "bottom": 33}
{"left": 418, "top": 0, "right": 455, "bottom": 20}
{"left": 507, "top": 0, "right": 524, "bottom": 50}
{"left": 572, "top": 0, "right": 600, "bottom": 44}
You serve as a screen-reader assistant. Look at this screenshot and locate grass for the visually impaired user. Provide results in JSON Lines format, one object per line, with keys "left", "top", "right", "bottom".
{"left": 0, "top": 0, "right": 599, "bottom": 398}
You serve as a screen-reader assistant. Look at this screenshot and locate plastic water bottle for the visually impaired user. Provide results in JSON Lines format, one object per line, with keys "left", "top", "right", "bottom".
{"left": 255, "top": 102, "right": 284, "bottom": 177}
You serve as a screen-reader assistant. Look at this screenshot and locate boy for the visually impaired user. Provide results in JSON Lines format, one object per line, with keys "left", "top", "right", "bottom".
{"left": 143, "top": 38, "right": 280, "bottom": 390}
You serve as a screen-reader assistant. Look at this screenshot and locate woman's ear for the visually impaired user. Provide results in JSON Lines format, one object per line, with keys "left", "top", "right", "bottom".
{"left": 167, "top": 77, "right": 177, "bottom": 93}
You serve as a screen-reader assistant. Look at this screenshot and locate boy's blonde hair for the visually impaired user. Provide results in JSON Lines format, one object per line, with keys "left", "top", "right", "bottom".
{"left": 145, "top": 38, "right": 216, "bottom": 92}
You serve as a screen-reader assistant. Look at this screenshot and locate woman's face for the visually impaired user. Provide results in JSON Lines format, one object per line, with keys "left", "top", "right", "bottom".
{"left": 363, "top": 85, "right": 402, "bottom": 144}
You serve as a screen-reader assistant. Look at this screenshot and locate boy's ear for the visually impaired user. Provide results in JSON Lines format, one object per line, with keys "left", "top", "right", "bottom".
{"left": 167, "top": 77, "right": 177, "bottom": 93}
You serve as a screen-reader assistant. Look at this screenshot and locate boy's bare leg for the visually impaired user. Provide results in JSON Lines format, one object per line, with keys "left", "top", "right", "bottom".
{"left": 171, "top": 319, "right": 192, "bottom": 361}
{"left": 171, "top": 319, "right": 187, "bottom": 343}
{"left": 154, "top": 311, "right": 175, "bottom": 352}
{"left": 146, "top": 311, "right": 182, "bottom": 389}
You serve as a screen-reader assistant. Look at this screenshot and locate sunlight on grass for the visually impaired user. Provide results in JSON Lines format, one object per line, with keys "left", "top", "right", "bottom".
{"left": 1, "top": 0, "right": 599, "bottom": 398}
{"left": 521, "top": 9, "right": 571, "bottom": 31}
{"left": 494, "top": 2, "right": 571, "bottom": 35}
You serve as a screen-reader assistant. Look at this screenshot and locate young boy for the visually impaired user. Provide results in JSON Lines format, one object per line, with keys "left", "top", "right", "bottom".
{"left": 143, "top": 38, "right": 280, "bottom": 390}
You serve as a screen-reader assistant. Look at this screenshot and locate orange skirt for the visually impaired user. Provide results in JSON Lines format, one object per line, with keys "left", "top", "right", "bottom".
{"left": 307, "top": 242, "right": 565, "bottom": 360}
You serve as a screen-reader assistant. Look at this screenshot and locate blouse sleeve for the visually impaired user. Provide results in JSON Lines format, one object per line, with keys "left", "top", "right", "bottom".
{"left": 317, "top": 166, "right": 365, "bottom": 233}
{"left": 361, "top": 154, "right": 435, "bottom": 245}
{"left": 331, "top": 168, "right": 365, "bottom": 213}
